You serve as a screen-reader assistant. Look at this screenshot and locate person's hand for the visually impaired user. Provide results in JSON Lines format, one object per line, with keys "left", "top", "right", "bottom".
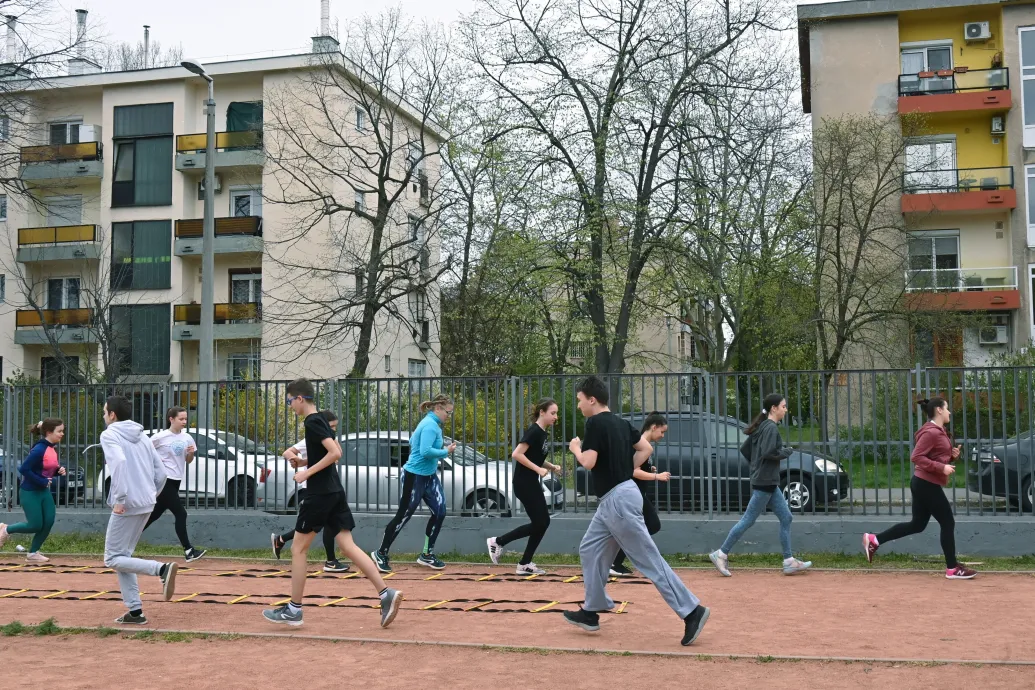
{"left": 294, "top": 470, "right": 310, "bottom": 484}
{"left": 656, "top": 471, "right": 671, "bottom": 482}
{"left": 537, "top": 466, "right": 549, "bottom": 478}
{"left": 47, "top": 478, "right": 52, "bottom": 488}
{"left": 447, "top": 442, "right": 457, "bottom": 454}
{"left": 550, "top": 463, "right": 564, "bottom": 477}
{"left": 943, "top": 464, "right": 956, "bottom": 476}
{"left": 569, "top": 437, "right": 582, "bottom": 455}
{"left": 113, "top": 504, "right": 126, "bottom": 515}
{"left": 951, "top": 445, "right": 962, "bottom": 460}
{"left": 58, "top": 466, "right": 67, "bottom": 476}
{"left": 289, "top": 456, "right": 306, "bottom": 469}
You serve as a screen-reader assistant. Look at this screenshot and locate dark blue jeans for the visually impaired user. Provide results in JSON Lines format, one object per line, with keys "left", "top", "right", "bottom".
{"left": 720, "top": 488, "right": 793, "bottom": 558}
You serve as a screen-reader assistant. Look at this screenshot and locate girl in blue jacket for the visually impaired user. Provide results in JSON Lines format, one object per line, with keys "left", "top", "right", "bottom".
{"left": 371, "top": 395, "right": 455, "bottom": 572}
{"left": 0, "top": 419, "right": 67, "bottom": 561}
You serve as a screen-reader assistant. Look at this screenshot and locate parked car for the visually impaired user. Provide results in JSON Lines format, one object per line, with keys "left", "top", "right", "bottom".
{"left": 262, "top": 431, "right": 564, "bottom": 516}
{"left": 968, "top": 434, "right": 1035, "bottom": 512}
{"left": 574, "top": 412, "right": 850, "bottom": 513}
{"left": 88, "top": 427, "right": 272, "bottom": 508}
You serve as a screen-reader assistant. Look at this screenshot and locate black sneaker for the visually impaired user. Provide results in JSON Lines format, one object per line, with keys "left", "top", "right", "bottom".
{"left": 185, "top": 548, "right": 206, "bottom": 563}
{"left": 416, "top": 552, "right": 446, "bottom": 570}
{"left": 323, "top": 559, "right": 350, "bottom": 573}
{"left": 609, "top": 563, "right": 633, "bottom": 577}
{"left": 563, "top": 608, "right": 600, "bottom": 632}
{"left": 681, "top": 605, "right": 710, "bottom": 646}
{"left": 271, "top": 533, "right": 284, "bottom": 560}
{"left": 370, "top": 550, "right": 392, "bottom": 573}
{"left": 114, "top": 611, "right": 148, "bottom": 625}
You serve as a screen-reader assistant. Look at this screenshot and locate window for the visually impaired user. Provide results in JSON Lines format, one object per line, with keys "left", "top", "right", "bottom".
{"left": 49, "top": 120, "right": 82, "bottom": 145}
{"left": 384, "top": 353, "right": 391, "bottom": 373}
{"left": 904, "top": 138, "right": 956, "bottom": 192}
{"left": 110, "top": 304, "right": 170, "bottom": 375}
{"left": 0, "top": 194, "right": 6, "bottom": 221}
{"left": 1030, "top": 265, "right": 1035, "bottom": 342}
{"left": 908, "top": 233, "right": 960, "bottom": 290}
{"left": 408, "top": 214, "right": 423, "bottom": 241}
{"left": 111, "top": 220, "right": 172, "bottom": 290}
{"left": 1027, "top": 165, "right": 1035, "bottom": 247}
{"left": 1021, "top": 28, "right": 1035, "bottom": 147}
{"left": 354, "top": 190, "right": 365, "bottom": 213}
{"left": 900, "top": 42, "right": 953, "bottom": 94}
{"left": 0, "top": 274, "right": 5, "bottom": 303}
{"left": 407, "top": 142, "right": 424, "bottom": 174}
{"left": 409, "top": 289, "right": 427, "bottom": 322}
{"left": 354, "top": 269, "right": 366, "bottom": 296}
{"left": 230, "top": 186, "right": 262, "bottom": 217}
{"left": 912, "top": 326, "right": 963, "bottom": 367}
{"left": 0, "top": 115, "right": 9, "bottom": 140}
{"left": 230, "top": 269, "right": 262, "bottom": 305}
{"left": 41, "top": 356, "right": 79, "bottom": 384}
{"left": 355, "top": 107, "right": 366, "bottom": 131}
{"left": 47, "top": 277, "right": 80, "bottom": 310}
{"left": 46, "top": 195, "right": 83, "bottom": 226}
{"left": 407, "top": 358, "right": 426, "bottom": 378}
{"left": 111, "top": 103, "right": 174, "bottom": 207}
{"left": 227, "top": 353, "right": 260, "bottom": 381}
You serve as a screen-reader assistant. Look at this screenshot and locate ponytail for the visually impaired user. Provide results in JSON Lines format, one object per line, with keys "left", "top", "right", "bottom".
{"left": 419, "top": 394, "right": 453, "bottom": 414}
{"left": 30, "top": 418, "right": 64, "bottom": 438}
{"left": 745, "top": 393, "right": 786, "bottom": 435}
{"left": 529, "top": 398, "right": 557, "bottom": 422}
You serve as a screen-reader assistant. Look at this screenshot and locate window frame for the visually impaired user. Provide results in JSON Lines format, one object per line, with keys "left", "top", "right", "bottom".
{"left": 229, "top": 185, "right": 262, "bottom": 218}
{"left": 48, "top": 119, "right": 83, "bottom": 145}
{"left": 407, "top": 358, "right": 427, "bottom": 378}
{"left": 227, "top": 352, "right": 261, "bottom": 381}
{"left": 1026, "top": 164, "right": 1035, "bottom": 247}
{"left": 110, "top": 220, "right": 173, "bottom": 291}
{"left": 111, "top": 103, "right": 174, "bottom": 208}
{"left": 46, "top": 277, "right": 80, "bottom": 310}
{"left": 1020, "top": 27, "right": 1035, "bottom": 147}
{"left": 0, "top": 193, "right": 7, "bottom": 221}
{"left": 41, "top": 356, "right": 80, "bottom": 385}
{"left": 110, "top": 303, "right": 171, "bottom": 376}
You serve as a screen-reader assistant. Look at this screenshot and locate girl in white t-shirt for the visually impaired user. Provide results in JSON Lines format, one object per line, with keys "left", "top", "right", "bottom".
{"left": 270, "top": 410, "right": 348, "bottom": 572}
{"left": 143, "top": 406, "right": 206, "bottom": 562}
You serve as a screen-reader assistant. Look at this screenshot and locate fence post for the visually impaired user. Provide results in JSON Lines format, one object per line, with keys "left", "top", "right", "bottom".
{"left": 2, "top": 385, "right": 11, "bottom": 510}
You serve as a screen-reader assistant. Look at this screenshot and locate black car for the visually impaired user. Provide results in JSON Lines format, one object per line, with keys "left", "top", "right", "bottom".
{"left": 574, "top": 412, "right": 850, "bottom": 513}
{"left": 968, "top": 434, "right": 1035, "bottom": 513}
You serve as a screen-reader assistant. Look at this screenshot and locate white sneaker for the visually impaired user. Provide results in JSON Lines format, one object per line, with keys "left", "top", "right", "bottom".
{"left": 709, "top": 550, "right": 731, "bottom": 577}
{"left": 487, "top": 537, "right": 503, "bottom": 565}
{"left": 26, "top": 552, "right": 49, "bottom": 563}
{"left": 0, "top": 523, "right": 8, "bottom": 549}
{"left": 516, "top": 562, "right": 546, "bottom": 575}
{"left": 782, "top": 558, "right": 812, "bottom": 575}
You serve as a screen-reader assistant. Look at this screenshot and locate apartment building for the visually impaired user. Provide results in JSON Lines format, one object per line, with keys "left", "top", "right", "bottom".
{"left": 0, "top": 21, "right": 441, "bottom": 384}
{"left": 798, "top": 0, "right": 1035, "bottom": 367}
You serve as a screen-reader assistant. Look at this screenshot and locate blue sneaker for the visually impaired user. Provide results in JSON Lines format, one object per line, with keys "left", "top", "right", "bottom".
{"left": 380, "top": 588, "right": 402, "bottom": 628}
{"left": 370, "top": 549, "right": 392, "bottom": 573}
{"left": 416, "top": 552, "right": 445, "bottom": 570}
{"left": 263, "top": 603, "right": 303, "bottom": 627}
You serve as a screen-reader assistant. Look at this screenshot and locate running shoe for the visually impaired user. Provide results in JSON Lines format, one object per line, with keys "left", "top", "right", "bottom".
{"left": 25, "top": 552, "right": 49, "bottom": 563}
{"left": 271, "top": 533, "right": 284, "bottom": 560}
{"left": 323, "top": 559, "right": 350, "bottom": 573}
{"left": 782, "top": 558, "right": 812, "bottom": 575}
{"left": 263, "top": 604, "right": 303, "bottom": 626}
{"left": 184, "top": 548, "right": 207, "bottom": 563}
{"left": 946, "top": 565, "right": 978, "bottom": 580}
{"left": 416, "top": 552, "right": 445, "bottom": 570}
{"left": 380, "top": 589, "right": 402, "bottom": 628}
{"left": 487, "top": 537, "right": 503, "bottom": 565}
{"left": 0, "top": 523, "right": 8, "bottom": 549}
{"left": 114, "top": 612, "right": 148, "bottom": 625}
{"left": 516, "top": 562, "right": 546, "bottom": 576}
{"left": 681, "top": 605, "right": 711, "bottom": 646}
{"left": 160, "top": 562, "right": 178, "bottom": 601}
{"left": 862, "top": 533, "right": 879, "bottom": 563}
{"left": 609, "top": 563, "right": 633, "bottom": 577}
{"left": 563, "top": 608, "right": 600, "bottom": 632}
{"left": 708, "top": 550, "right": 731, "bottom": 577}
{"left": 371, "top": 549, "right": 392, "bottom": 573}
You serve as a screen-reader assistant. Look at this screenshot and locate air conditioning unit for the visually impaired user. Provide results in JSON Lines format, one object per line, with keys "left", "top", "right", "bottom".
{"left": 197, "top": 174, "right": 222, "bottom": 200}
{"left": 965, "top": 21, "right": 991, "bottom": 42}
{"left": 77, "top": 124, "right": 102, "bottom": 142}
{"left": 992, "top": 116, "right": 1005, "bottom": 135}
{"left": 978, "top": 325, "right": 1008, "bottom": 346}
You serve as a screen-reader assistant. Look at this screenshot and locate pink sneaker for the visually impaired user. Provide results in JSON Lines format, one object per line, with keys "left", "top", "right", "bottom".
{"left": 0, "top": 523, "right": 8, "bottom": 549}
{"left": 25, "top": 552, "right": 49, "bottom": 563}
{"left": 946, "top": 565, "right": 977, "bottom": 580}
{"left": 862, "top": 533, "right": 879, "bottom": 563}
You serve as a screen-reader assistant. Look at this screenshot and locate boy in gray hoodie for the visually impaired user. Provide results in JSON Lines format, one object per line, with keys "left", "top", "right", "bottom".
{"left": 101, "top": 396, "right": 178, "bottom": 624}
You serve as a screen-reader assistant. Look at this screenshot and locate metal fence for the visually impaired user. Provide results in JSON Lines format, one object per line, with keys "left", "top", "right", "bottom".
{"left": 1, "top": 366, "right": 1033, "bottom": 518}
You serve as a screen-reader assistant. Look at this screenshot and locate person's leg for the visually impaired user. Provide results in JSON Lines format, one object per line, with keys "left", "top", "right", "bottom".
{"left": 518, "top": 484, "right": 550, "bottom": 565}
{"left": 580, "top": 497, "right": 621, "bottom": 613}
{"left": 289, "top": 530, "right": 316, "bottom": 603}
{"left": 322, "top": 525, "right": 337, "bottom": 562}
{"left": 143, "top": 482, "right": 173, "bottom": 531}
{"left": 615, "top": 494, "right": 661, "bottom": 570}
{"left": 420, "top": 474, "right": 447, "bottom": 555}
{"left": 162, "top": 482, "right": 193, "bottom": 551}
{"left": 923, "top": 481, "right": 958, "bottom": 569}
{"left": 336, "top": 530, "right": 387, "bottom": 594}
{"left": 6, "top": 488, "right": 45, "bottom": 536}
{"left": 104, "top": 512, "right": 162, "bottom": 612}
{"left": 875, "top": 477, "right": 933, "bottom": 546}
{"left": 496, "top": 478, "right": 540, "bottom": 548}
{"left": 719, "top": 490, "right": 770, "bottom": 554}
{"left": 29, "top": 490, "right": 56, "bottom": 553}
{"left": 766, "top": 489, "right": 794, "bottom": 559}
{"left": 378, "top": 471, "right": 421, "bottom": 554}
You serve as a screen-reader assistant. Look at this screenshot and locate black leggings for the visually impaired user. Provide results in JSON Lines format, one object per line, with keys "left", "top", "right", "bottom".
{"left": 144, "top": 479, "right": 192, "bottom": 550}
{"left": 280, "top": 490, "right": 337, "bottom": 561}
{"left": 496, "top": 473, "right": 551, "bottom": 565}
{"left": 613, "top": 491, "right": 661, "bottom": 569}
{"left": 876, "top": 475, "right": 957, "bottom": 568}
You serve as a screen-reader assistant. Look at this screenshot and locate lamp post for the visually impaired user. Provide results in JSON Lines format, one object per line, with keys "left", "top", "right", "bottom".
{"left": 182, "top": 58, "right": 216, "bottom": 428}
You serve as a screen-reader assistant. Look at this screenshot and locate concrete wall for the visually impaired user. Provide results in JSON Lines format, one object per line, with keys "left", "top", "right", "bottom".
{"left": 809, "top": 15, "right": 900, "bottom": 121}
{"left": 10, "top": 509, "right": 1034, "bottom": 557}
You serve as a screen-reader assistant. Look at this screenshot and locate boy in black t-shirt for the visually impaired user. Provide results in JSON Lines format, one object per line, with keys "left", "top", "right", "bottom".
{"left": 262, "top": 379, "right": 402, "bottom": 628}
{"left": 563, "top": 377, "right": 710, "bottom": 647}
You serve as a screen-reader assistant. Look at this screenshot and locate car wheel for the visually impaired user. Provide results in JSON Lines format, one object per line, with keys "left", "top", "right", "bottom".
{"left": 781, "top": 472, "right": 813, "bottom": 513}
{"left": 1022, "top": 477, "right": 1034, "bottom": 514}
{"left": 462, "top": 490, "right": 507, "bottom": 517}
{"left": 226, "top": 477, "right": 257, "bottom": 508}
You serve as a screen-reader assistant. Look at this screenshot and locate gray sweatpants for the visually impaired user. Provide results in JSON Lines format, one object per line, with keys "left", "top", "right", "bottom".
{"left": 581, "top": 480, "right": 699, "bottom": 619}
{"left": 104, "top": 511, "right": 163, "bottom": 611}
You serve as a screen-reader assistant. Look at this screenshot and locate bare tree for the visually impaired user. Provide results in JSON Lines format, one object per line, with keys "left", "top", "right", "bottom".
{"left": 262, "top": 9, "right": 451, "bottom": 378}
{"left": 98, "top": 38, "right": 183, "bottom": 72}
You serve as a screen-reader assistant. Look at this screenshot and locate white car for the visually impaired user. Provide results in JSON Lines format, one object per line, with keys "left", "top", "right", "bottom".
{"left": 264, "top": 431, "right": 564, "bottom": 516}
{"left": 88, "top": 427, "right": 273, "bottom": 508}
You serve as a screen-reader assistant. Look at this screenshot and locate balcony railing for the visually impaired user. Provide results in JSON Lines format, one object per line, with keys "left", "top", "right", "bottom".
{"left": 905, "top": 266, "right": 1018, "bottom": 293}
{"left": 19, "top": 140, "right": 102, "bottom": 164}
{"left": 17, "top": 224, "right": 97, "bottom": 246}
{"left": 903, "top": 166, "right": 1013, "bottom": 194}
{"left": 176, "top": 130, "right": 262, "bottom": 153}
{"left": 174, "top": 302, "right": 261, "bottom": 324}
{"left": 15, "top": 308, "right": 93, "bottom": 328}
{"left": 175, "top": 216, "right": 262, "bottom": 238}
{"left": 898, "top": 67, "right": 1009, "bottom": 97}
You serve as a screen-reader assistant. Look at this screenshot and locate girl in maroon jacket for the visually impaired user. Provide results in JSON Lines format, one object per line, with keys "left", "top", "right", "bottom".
{"left": 862, "top": 397, "right": 976, "bottom": 579}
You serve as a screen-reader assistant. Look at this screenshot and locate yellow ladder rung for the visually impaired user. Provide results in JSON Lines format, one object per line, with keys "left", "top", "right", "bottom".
{"left": 306, "top": 570, "right": 323, "bottom": 578}
{"left": 0, "top": 589, "right": 29, "bottom": 598}
{"left": 174, "top": 593, "right": 199, "bottom": 602}
{"left": 271, "top": 597, "right": 293, "bottom": 606}
{"left": 227, "top": 595, "right": 250, "bottom": 604}
{"left": 382, "top": 572, "right": 395, "bottom": 579}
{"left": 523, "top": 574, "right": 540, "bottom": 580}
{"left": 338, "top": 572, "right": 361, "bottom": 580}
{"left": 40, "top": 590, "right": 69, "bottom": 600}
{"left": 216, "top": 570, "right": 244, "bottom": 577}
{"left": 421, "top": 599, "right": 450, "bottom": 610}
{"left": 615, "top": 601, "right": 629, "bottom": 614}
{"left": 464, "top": 599, "right": 493, "bottom": 611}
{"left": 259, "top": 570, "right": 289, "bottom": 578}
{"left": 79, "top": 591, "right": 109, "bottom": 600}
{"left": 563, "top": 575, "right": 580, "bottom": 583}
{"left": 319, "top": 596, "right": 349, "bottom": 607}
{"left": 0, "top": 564, "right": 26, "bottom": 571}
{"left": 425, "top": 573, "right": 444, "bottom": 580}
{"left": 64, "top": 566, "right": 92, "bottom": 573}
{"left": 476, "top": 574, "right": 495, "bottom": 581}
{"left": 530, "top": 601, "right": 558, "bottom": 613}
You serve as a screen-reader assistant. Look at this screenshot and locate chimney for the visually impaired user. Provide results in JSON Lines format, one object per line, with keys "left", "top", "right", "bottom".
{"left": 6, "top": 15, "right": 16, "bottom": 63}
{"left": 321, "top": 0, "right": 329, "bottom": 36}
{"left": 75, "top": 9, "right": 87, "bottom": 58}
{"left": 311, "top": 0, "right": 339, "bottom": 53}
{"left": 143, "top": 25, "right": 150, "bottom": 69}
{"left": 68, "top": 9, "right": 100, "bottom": 76}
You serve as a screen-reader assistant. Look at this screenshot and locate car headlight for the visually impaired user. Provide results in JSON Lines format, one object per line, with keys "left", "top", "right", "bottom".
{"left": 814, "top": 458, "right": 842, "bottom": 473}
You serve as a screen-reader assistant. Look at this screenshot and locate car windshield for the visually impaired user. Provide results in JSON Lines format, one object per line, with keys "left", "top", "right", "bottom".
{"left": 213, "top": 431, "right": 267, "bottom": 454}
{"left": 448, "top": 441, "right": 491, "bottom": 467}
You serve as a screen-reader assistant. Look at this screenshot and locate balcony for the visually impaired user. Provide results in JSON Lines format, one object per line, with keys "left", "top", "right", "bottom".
{"left": 175, "top": 130, "right": 263, "bottom": 172}
{"left": 901, "top": 166, "right": 1015, "bottom": 214}
{"left": 172, "top": 302, "right": 262, "bottom": 340}
{"left": 898, "top": 67, "right": 1010, "bottom": 115}
{"left": 14, "top": 308, "right": 96, "bottom": 345}
{"left": 174, "top": 216, "right": 263, "bottom": 256}
{"left": 19, "top": 140, "right": 103, "bottom": 181}
{"left": 16, "top": 224, "right": 101, "bottom": 263}
{"left": 904, "top": 267, "right": 1020, "bottom": 312}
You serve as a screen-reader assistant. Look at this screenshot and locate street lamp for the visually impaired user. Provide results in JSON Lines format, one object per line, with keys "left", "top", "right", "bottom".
{"left": 182, "top": 58, "right": 216, "bottom": 428}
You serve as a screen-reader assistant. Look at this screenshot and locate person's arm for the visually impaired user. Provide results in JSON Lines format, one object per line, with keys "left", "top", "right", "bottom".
{"left": 632, "top": 466, "right": 670, "bottom": 482}
{"left": 302, "top": 437, "right": 342, "bottom": 477}
{"left": 100, "top": 434, "right": 129, "bottom": 509}
{"left": 632, "top": 434, "right": 653, "bottom": 469}
{"left": 185, "top": 436, "right": 196, "bottom": 465}
{"left": 149, "top": 442, "right": 168, "bottom": 493}
{"left": 18, "top": 444, "right": 50, "bottom": 489}
{"left": 419, "top": 424, "right": 450, "bottom": 460}
{"left": 911, "top": 430, "right": 952, "bottom": 475}
{"left": 511, "top": 442, "right": 547, "bottom": 476}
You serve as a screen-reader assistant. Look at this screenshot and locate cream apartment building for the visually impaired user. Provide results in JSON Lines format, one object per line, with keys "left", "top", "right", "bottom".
{"left": 0, "top": 29, "right": 441, "bottom": 384}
